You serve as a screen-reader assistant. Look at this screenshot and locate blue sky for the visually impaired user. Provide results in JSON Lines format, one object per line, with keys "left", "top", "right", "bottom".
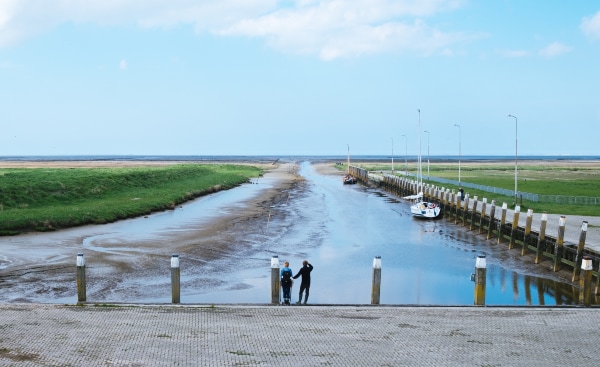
{"left": 1, "top": 1, "right": 599, "bottom": 157}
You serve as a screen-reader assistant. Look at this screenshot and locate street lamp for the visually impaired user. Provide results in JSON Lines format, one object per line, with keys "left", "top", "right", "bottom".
{"left": 424, "top": 130, "right": 430, "bottom": 181}
{"left": 507, "top": 114, "right": 518, "bottom": 204}
{"left": 401, "top": 134, "right": 408, "bottom": 177}
{"left": 453, "top": 124, "right": 461, "bottom": 185}
{"left": 391, "top": 137, "right": 394, "bottom": 174}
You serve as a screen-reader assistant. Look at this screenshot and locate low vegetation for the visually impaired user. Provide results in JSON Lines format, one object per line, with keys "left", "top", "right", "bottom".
{"left": 346, "top": 161, "right": 600, "bottom": 217}
{"left": 0, "top": 164, "right": 262, "bottom": 235}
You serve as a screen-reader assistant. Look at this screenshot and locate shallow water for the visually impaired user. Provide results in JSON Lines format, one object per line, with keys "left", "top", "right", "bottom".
{"left": 0, "top": 162, "right": 591, "bottom": 305}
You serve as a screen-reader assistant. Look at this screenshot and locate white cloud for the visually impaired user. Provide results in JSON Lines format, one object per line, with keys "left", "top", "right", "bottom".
{"left": 119, "top": 59, "right": 127, "bottom": 70}
{"left": 581, "top": 10, "right": 600, "bottom": 40}
{"left": 538, "top": 42, "right": 571, "bottom": 57}
{"left": 0, "top": 0, "right": 474, "bottom": 59}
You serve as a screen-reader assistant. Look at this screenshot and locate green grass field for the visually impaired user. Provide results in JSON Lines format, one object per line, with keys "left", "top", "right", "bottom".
{"left": 348, "top": 161, "right": 600, "bottom": 217}
{"left": 0, "top": 164, "right": 262, "bottom": 235}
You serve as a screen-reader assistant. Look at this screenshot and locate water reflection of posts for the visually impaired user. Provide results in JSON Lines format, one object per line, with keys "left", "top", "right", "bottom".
{"left": 371, "top": 256, "right": 382, "bottom": 305}
{"left": 534, "top": 213, "right": 548, "bottom": 264}
{"left": 579, "top": 256, "right": 593, "bottom": 306}
{"left": 572, "top": 221, "right": 589, "bottom": 282}
{"left": 76, "top": 253, "right": 86, "bottom": 303}
{"left": 553, "top": 216, "right": 567, "bottom": 272}
{"left": 271, "top": 256, "right": 280, "bottom": 304}
{"left": 473, "top": 255, "right": 486, "bottom": 306}
{"left": 171, "top": 254, "right": 180, "bottom": 304}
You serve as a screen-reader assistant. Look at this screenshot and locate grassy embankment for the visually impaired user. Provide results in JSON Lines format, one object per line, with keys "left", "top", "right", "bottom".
{"left": 345, "top": 162, "right": 600, "bottom": 217}
{"left": 0, "top": 164, "right": 262, "bottom": 236}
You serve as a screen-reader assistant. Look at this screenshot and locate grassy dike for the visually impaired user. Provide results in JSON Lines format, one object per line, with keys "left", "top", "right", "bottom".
{"left": 0, "top": 164, "right": 262, "bottom": 235}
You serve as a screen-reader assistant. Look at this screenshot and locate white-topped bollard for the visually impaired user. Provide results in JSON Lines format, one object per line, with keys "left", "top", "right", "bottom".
{"left": 473, "top": 255, "right": 486, "bottom": 306}
{"left": 171, "top": 254, "right": 180, "bottom": 304}
{"left": 535, "top": 212, "right": 548, "bottom": 264}
{"left": 77, "top": 253, "right": 86, "bottom": 303}
{"left": 371, "top": 256, "right": 382, "bottom": 305}
{"left": 553, "top": 216, "right": 567, "bottom": 272}
{"left": 271, "top": 256, "right": 280, "bottom": 304}
{"left": 579, "top": 256, "right": 593, "bottom": 306}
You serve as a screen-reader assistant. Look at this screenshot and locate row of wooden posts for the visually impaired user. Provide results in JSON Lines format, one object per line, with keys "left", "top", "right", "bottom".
{"left": 76, "top": 253, "right": 181, "bottom": 304}
{"left": 349, "top": 166, "right": 600, "bottom": 296}
{"left": 75, "top": 251, "right": 596, "bottom": 306}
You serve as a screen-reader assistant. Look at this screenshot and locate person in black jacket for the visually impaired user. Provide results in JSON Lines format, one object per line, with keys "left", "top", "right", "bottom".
{"left": 293, "top": 260, "right": 313, "bottom": 305}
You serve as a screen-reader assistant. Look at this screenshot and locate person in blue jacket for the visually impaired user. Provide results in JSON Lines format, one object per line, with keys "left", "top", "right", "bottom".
{"left": 293, "top": 260, "right": 313, "bottom": 305}
{"left": 280, "top": 261, "right": 293, "bottom": 305}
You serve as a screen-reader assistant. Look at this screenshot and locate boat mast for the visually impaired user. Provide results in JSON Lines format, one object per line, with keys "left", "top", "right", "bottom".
{"left": 417, "top": 109, "right": 422, "bottom": 190}
{"left": 347, "top": 144, "right": 350, "bottom": 175}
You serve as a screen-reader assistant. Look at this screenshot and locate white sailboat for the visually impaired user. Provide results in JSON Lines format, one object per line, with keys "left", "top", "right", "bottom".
{"left": 407, "top": 109, "right": 441, "bottom": 219}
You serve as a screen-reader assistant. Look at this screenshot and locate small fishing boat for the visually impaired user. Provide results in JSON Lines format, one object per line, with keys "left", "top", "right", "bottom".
{"left": 343, "top": 174, "right": 357, "bottom": 185}
{"left": 406, "top": 110, "right": 441, "bottom": 219}
{"left": 343, "top": 145, "right": 357, "bottom": 185}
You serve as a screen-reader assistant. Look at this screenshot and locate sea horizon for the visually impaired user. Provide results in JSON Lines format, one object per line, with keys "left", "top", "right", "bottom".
{"left": 0, "top": 154, "right": 599, "bottom": 163}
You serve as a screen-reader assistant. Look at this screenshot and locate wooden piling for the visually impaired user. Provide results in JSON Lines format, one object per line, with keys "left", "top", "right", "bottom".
{"left": 462, "top": 194, "right": 469, "bottom": 226}
{"left": 479, "top": 198, "right": 487, "bottom": 235}
{"left": 508, "top": 206, "right": 520, "bottom": 249}
{"left": 474, "top": 255, "right": 486, "bottom": 306}
{"left": 534, "top": 213, "right": 548, "bottom": 264}
{"left": 487, "top": 200, "right": 496, "bottom": 240}
{"left": 552, "top": 216, "right": 567, "bottom": 272}
{"left": 271, "top": 255, "right": 280, "bottom": 304}
{"left": 497, "top": 203, "right": 508, "bottom": 244}
{"left": 579, "top": 256, "right": 593, "bottom": 306}
{"left": 455, "top": 192, "right": 461, "bottom": 224}
{"left": 371, "top": 256, "right": 382, "bottom": 305}
{"left": 521, "top": 209, "right": 533, "bottom": 256}
{"left": 470, "top": 195, "right": 478, "bottom": 231}
{"left": 572, "top": 221, "right": 589, "bottom": 282}
{"left": 76, "top": 253, "right": 86, "bottom": 303}
{"left": 171, "top": 254, "right": 180, "bottom": 304}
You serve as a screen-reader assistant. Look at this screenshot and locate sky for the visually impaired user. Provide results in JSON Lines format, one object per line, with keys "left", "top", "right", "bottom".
{"left": 1, "top": 0, "right": 600, "bottom": 157}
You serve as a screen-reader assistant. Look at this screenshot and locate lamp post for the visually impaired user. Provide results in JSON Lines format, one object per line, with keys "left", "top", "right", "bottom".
{"left": 507, "top": 114, "right": 518, "bottom": 204}
{"left": 401, "top": 134, "right": 408, "bottom": 177}
{"left": 391, "top": 137, "right": 394, "bottom": 174}
{"left": 453, "top": 123, "right": 461, "bottom": 185}
{"left": 424, "top": 130, "right": 430, "bottom": 181}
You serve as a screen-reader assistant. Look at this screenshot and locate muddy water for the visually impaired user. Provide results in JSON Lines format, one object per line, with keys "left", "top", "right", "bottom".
{"left": 0, "top": 162, "right": 590, "bottom": 305}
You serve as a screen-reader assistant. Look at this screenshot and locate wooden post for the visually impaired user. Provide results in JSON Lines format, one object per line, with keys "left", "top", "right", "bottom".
{"left": 479, "top": 198, "right": 487, "bottom": 234}
{"left": 171, "top": 254, "right": 180, "bottom": 304}
{"left": 552, "top": 216, "right": 567, "bottom": 272}
{"left": 572, "top": 221, "right": 589, "bottom": 282}
{"left": 371, "top": 256, "right": 382, "bottom": 305}
{"left": 470, "top": 195, "right": 478, "bottom": 231}
{"left": 508, "top": 205, "right": 520, "bottom": 249}
{"left": 271, "top": 255, "right": 280, "bottom": 304}
{"left": 455, "top": 192, "right": 461, "bottom": 224}
{"left": 462, "top": 194, "right": 469, "bottom": 227}
{"left": 487, "top": 200, "right": 496, "bottom": 240}
{"left": 521, "top": 208, "right": 533, "bottom": 256}
{"left": 76, "top": 253, "right": 86, "bottom": 303}
{"left": 534, "top": 213, "right": 548, "bottom": 264}
{"left": 497, "top": 203, "right": 508, "bottom": 244}
{"left": 473, "top": 255, "right": 486, "bottom": 306}
{"left": 579, "top": 256, "right": 593, "bottom": 306}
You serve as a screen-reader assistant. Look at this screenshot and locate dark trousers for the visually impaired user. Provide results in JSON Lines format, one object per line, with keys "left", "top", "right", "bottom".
{"left": 282, "top": 285, "right": 291, "bottom": 301}
{"left": 299, "top": 283, "right": 310, "bottom": 302}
